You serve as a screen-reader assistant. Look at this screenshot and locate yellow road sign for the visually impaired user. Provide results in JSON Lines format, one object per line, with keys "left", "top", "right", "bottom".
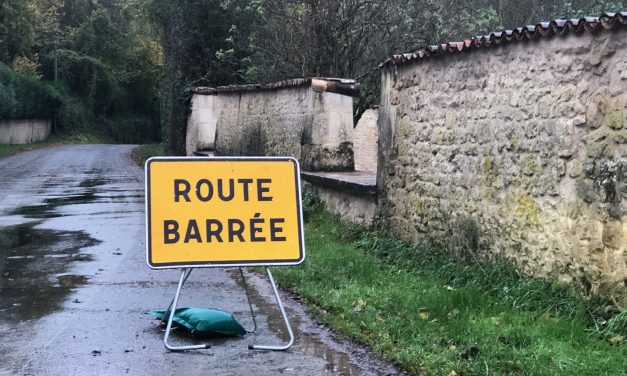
{"left": 145, "top": 157, "right": 305, "bottom": 269}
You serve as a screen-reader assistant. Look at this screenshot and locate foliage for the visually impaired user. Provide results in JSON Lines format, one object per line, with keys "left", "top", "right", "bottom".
{"left": 0, "top": 0, "right": 163, "bottom": 143}
{"left": 301, "top": 183, "right": 324, "bottom": 221}
{"left": 241, "top": 0, "right": 435, "bottom": 124}
{"left": 2, "top": 0, "right": 623, "bottom": 146}
{"left": 0, "top": 0, "right": 35, "bottom": 63}
{"left": 0, "top": 63, "right": 61, "bottom": 119}
{"left": 145, "top": 0, "right": 252, "bottom": 154}
{"left": 602, "top": 309, "right": 627, "bottom": 339}
{"left": 149, "top": 0, "right": 625, "bottom": 137}
{"left": 131, "top": 143, "right": 167, "bottom": 166}
{"left": 11, "top": 54, "right": 42, "bottom": 78}
{"left": 271, "top": 208, "right": 627, "bottom": 375}
{"left": 0, "top": 82, "right": 17, "bottom": 118}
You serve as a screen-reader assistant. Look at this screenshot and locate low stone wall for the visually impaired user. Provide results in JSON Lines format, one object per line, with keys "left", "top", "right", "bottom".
{"left": 378, "top": 30, "right": 626, "bottom": 302}
{"left": 310, "top": 185, "right": 376, "bottom": 225}
{"left": 354, "top": 109, "right": 379, "bottom": 172}
{"left": 302, "top": 171, "right": 377, "bottom": 225}
{"left": 186, "top": 79, "right": 357, "bottom": 172}
{"left": 0, "top": 119, "right": 51, "bottom": 144}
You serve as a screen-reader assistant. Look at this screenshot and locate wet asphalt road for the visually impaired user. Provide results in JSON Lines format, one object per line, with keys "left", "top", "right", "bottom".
{"left": 0, "top": 145, "right": 402, "bottom": 376}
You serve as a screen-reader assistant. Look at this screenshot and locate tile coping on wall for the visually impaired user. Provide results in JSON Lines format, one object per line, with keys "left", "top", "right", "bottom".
{"left": 382, "top": 11, "right": 627, "bottom": 68}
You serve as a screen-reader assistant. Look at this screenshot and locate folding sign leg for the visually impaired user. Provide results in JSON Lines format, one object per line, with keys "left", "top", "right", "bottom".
{"left": 164, "top": 268, "right": 193, "bottom": 313}
{"left": 239, "top": 267, "right": 258, "bottom": 334}
{"left": 163, "top": 268, "right": 210, "bottom": 351}
{"left": 249, "top": 267, "right": 294, "bottom": 351}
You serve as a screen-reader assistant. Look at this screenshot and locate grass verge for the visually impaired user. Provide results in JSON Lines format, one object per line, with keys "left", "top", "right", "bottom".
{"left": 131, "top": 143, "right": 166, "bottom": 166}
{"left": 0, "top": 131, "right": 112, "bottom": 158}
{"left": 0, "top": 144, "right": 39, "bottom": 158}
{"left": 271, "top": 188, "right": 626, "bottom": 375}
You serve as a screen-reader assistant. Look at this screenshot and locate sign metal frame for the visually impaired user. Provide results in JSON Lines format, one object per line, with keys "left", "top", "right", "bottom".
{"left": 144, "top": 156, "right": 304, "bottom": 352}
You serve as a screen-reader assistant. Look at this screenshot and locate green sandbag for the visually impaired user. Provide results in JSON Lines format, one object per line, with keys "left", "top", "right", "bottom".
{"left": 149, "top": 308, "right": 246, "bottom": 338}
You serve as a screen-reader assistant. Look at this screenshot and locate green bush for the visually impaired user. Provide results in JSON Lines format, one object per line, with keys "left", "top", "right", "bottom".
{"left": 0, "top": 63, "right": 61, "bottom": 119}
{"left": 104, "top": 115, "right": 160, "bottom": 144}
{"left": 0, "top": 81, "right": 17, "bottom": 118}
{"left": 55, "top": 90, "right": 89, "bottom": 132}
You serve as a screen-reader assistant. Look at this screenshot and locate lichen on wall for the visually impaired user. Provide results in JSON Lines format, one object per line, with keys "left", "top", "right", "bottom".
{"left": 378, "top": 30, "right": 627, "bottom": 304}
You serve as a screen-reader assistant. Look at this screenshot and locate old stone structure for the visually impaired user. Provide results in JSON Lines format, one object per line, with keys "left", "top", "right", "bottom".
{"left": 186, "top": 78, "right": 359, "bottom": 171}
{"left": 378, "top": 14, "right": 627, "bottom": 302}
{"left": 354, "top": 109, "right": 379, "bottom": 172}
{"left": 0, "top": 119, "right": 51, "bottom": 144}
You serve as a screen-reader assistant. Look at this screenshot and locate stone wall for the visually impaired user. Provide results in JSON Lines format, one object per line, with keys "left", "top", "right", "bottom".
{"left": 186, "top": 83, "right": 355, "bottom": 172}
{"left": 354, "top": 109, "right": 379, "bottom": 172}
{"left": 378, "top": 30, "right": 627, "bottom": 303}
{"left": 0, "top": 119, "right": 51, "bottom": 144}
{"left": 309, "top": 184, "right": 377, "bottom": 225}
{"left": 186, "top": 95, "right": 219, "bottom": 153}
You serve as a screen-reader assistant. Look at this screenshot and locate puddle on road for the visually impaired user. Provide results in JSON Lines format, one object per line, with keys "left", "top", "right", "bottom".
{"left": 228, "top": 269, "right": 364, "bottom": 375}
{"left": 79, "top": 177, "right": 110, "bottom": 188}
{"left": 0, "top": 223, "right": 98, "bottom": 322}
{"left": 0, "top": 175, "right": 107, "bottom": 323}
{"left": 10, "top": 192, "right": 98, "bottom": 219}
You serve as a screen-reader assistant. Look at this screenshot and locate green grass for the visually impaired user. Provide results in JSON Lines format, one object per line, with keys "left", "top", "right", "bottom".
{"left": 0, "top": 131, "right": 114, "bottom": 159}
{"left": 131, "top": 143, "right": 166, "bottom": 166}
{"left": 0, "top": 132, "right": 146, "bottom": 157}
{"left": 0, "top": 143, "right": 39, "bottom": 158}
{"left": 271, "top": 190, "right": 627, "bottom": 375}
{"left": 47, "top": 131, "right": 112, "bottom": 144}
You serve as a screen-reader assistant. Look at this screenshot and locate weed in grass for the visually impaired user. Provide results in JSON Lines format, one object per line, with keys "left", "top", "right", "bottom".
{"left": 449, "top": 216, "right": 481, "bottom": 263}
{"left": 602, "top": 310, "right": 627, "bottom": 341}
{"left": 301, "top": 183, "right": 323, "bottom": 221}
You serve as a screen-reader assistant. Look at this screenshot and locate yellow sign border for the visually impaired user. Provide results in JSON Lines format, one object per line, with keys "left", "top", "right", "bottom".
{"left": 145, "top": 156, "right": 305, "bottom": 269}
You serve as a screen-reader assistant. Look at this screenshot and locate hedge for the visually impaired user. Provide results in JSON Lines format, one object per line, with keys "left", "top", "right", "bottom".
{"left": 0, "top": 63, "right": 61, "bottom": 120}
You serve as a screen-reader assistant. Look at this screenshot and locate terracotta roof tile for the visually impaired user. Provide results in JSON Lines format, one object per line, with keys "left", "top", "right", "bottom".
{"left": 381, "top": 11, "right": 627, "bottom": 68}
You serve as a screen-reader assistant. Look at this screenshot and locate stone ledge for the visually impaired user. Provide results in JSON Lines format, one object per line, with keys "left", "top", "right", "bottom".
{"left": 301, "top": 171, "right": 377, "bottom": 196}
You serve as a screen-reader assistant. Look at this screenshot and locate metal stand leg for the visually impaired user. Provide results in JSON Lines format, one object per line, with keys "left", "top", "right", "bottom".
{"left": 163, "top": 268, "right": 210, "bottom": 351}
{"left": 164, "top": 268, "right": 193, "bottom": 313}
{"left": 239, "top": 267, "right": 258, "bottom": 333}
{"left": 249, "top": 267, "right": 294, "bottom": 351}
